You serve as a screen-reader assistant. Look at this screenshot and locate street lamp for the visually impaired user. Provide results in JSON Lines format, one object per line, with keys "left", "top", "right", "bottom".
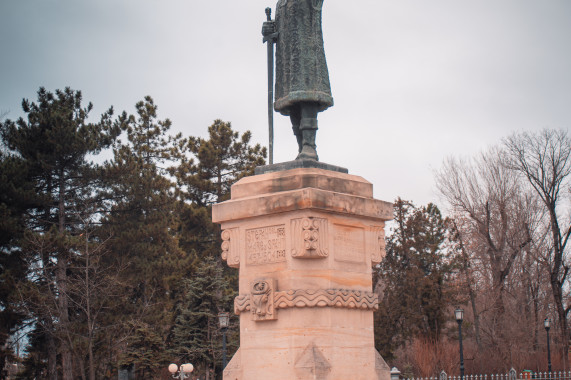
{"left": 455, "top": 308, "right": 465, "bottom": 380}
{"left": 218, "top": 312, "right": 230, "bottom": 370}
{"left": 544, "top": 318, "right": 552, "bottom": 373}
{"left": 168, "top": 363, "right": 194, "bottom": 379}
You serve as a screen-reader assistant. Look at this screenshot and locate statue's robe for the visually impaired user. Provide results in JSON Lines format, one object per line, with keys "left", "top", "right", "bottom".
{"left": 274, "top": 0, "right": 334, "bottom": 116}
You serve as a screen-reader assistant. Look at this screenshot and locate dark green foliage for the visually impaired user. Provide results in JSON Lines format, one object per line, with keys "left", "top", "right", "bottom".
{"left": 169, "top": 256, "right": 237, "bottom": 378}
{"left": 99, "top": 97, "right": 190, "bottom": 379}
{"left": 174, "top": 117, "right": 266, "bottom": 269}
{"left": 0, "top": 152, "right": 34, "bottom": 377}
{"left": 374, "top": 199, "right": 456, "bottom": 360}
{"left": 102, "top": 96, "right": 187, "bottom": 305}
{"left": 119, "top": 321, "right": 169, "bottom": 378}
{"left": 176, "top": 119, "right": 266, "bottom": 206}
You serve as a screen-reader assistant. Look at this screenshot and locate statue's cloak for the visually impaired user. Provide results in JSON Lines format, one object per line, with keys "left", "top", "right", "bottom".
{"left": 274, "top": 0, "right": 334, "bottom": 116}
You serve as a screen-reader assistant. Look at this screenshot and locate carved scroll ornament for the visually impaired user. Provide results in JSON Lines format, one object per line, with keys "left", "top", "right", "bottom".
{"left": 221, "top": 228, "right": 240, "bottom": 268}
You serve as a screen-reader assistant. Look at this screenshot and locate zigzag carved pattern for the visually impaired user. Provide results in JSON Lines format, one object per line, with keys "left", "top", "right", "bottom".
{"left": 234, "top": 294, "right": 251, "bottom": 313}
{"left": 274, "top": 289, "right": 379, "bottom": 310}
{"left": 234, "top": 289, "right": 378, "bottom": 314}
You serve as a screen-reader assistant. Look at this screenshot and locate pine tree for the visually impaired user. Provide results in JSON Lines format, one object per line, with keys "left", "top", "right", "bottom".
{"left": 374, "top": 199, "right": 455, "bottom": 360}
{"left": 1, "top": 87, "right": 118, "bottom": 380}
{"left": 176, "top": 119, "right": 266, "bottom": 206}
{"left": 101, "top": 96, "right": 191, "bottom": 378}
{"left": 174, "top": 119, "right": 266, "bottom": 282}
{"left": 119, "top": 320, "right": 169, "bottom": 378}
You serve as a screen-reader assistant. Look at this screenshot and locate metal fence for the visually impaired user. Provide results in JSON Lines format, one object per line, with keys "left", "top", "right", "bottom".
{"left": 392, "top": 368, "right": 571, "bottom": 380}
{"left": 521, "top": 373, "right": 571, "bottom": 380}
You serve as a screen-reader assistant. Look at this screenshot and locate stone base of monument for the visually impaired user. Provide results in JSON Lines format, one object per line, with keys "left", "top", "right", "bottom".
{"left": 212, "top": 167, "right": 393, "bottom": 380}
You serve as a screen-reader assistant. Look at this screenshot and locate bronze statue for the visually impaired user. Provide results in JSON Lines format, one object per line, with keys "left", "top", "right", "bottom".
{"left": 263, "top": 0, "right": 333, "bottom": 161}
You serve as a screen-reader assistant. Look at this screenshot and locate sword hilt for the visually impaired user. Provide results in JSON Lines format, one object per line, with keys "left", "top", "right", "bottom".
{"left": 263, "top": 8, "right": 277, "bottom": 43}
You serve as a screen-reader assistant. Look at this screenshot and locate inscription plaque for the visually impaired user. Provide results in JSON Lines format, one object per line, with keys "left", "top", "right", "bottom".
{"left": 246, "top": 225, "right": 286, "bottom": 265}
{"left": 333, "top": 224, "right": 365, "bottom": 263}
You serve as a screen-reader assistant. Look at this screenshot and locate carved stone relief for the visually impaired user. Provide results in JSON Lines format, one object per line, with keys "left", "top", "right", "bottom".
{"left": 221, "top": 228, "right": 240, "bottom": 268}
{"left": 291, "top": 217, "right": 328, "bottom": 259}
{"left": 250, "top": 278, "right": 276, "bottom": 321}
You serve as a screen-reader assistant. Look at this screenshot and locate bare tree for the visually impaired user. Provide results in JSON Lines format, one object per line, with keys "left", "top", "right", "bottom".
{"left": 504, "top": 129, "right": 571, "bottom": 367}
{"left": 436, "top": 147, "right": 533, "bottom": 355}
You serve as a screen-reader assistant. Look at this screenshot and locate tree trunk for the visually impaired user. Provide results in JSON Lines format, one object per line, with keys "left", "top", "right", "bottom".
{"left": 464, "top": 260, "right": 482, "bottom": 350}
{"left": 48, "top": 333, "right": 58, "bottom": 380}
{"left": 548, "top": 206, "right": 570, "bottom": 369}
{"left": 78, "top": 356, "right": 87, "bottom": 380}
{"left": 85, "top": 234, "right": 96, "bottom": 380}
{"left": 552, "top": 273, "right": 569, "bottom": 368}
{"left": 58, "top": 170, "right": 74, "bottom": 380}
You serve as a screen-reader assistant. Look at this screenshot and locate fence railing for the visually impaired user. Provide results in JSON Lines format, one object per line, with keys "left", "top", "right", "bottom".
{"left": 391, "top": 368, "right": 571, "bottom": 380}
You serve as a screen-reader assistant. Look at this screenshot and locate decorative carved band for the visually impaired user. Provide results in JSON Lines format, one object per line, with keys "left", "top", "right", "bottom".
{"left": 234, "top": 295, "right": 251, "bottom": 313}
{"left": 274, "top": 289, "right": 379, "bottom": 310}
{"left": 235, "top": 288, "right": 379, "bottom": 315}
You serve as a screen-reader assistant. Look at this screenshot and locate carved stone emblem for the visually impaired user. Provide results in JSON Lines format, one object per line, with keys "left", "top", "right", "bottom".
{"left": 221, "top": 228, "right": 240, "bottom": 268}
{"left": 250, "top": 279, "right": 276, "bottom": 321}
{"left": 291, "top": 217, "right": 328, "bottom": 259}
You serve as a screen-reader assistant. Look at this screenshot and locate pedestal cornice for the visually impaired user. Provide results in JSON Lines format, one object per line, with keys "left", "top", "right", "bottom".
{"left": 213, "top": 168, "right": 393, "bottom": 224}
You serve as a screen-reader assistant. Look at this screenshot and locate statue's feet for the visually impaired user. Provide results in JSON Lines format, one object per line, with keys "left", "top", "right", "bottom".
{"left": 296, "top": 145, "right": 318, "bottom": 161}
{"left": 295, "top": 126, "right": 318, "bottom": 160}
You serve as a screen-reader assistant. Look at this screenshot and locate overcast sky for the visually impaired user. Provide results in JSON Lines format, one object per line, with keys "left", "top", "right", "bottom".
{"left": 1, "top": 0, "right": 570, "bottom": 208}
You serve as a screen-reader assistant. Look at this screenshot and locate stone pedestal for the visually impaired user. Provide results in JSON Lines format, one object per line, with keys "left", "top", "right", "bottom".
{"left": 212, "top": 167, "right": 393, "bottom": 380}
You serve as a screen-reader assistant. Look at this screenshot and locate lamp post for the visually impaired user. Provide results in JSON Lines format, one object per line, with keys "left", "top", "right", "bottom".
{"left": 455, "top": 308, "right": 464, "bottom": 380}
{"left": 168, "top": 363, "right": 194, "bottom": 379}
{"left": 544, "top": 318, "right": 552, "bottom": 373}
{"left": 218, "top": 311, "right": 230, "bottom": 370}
